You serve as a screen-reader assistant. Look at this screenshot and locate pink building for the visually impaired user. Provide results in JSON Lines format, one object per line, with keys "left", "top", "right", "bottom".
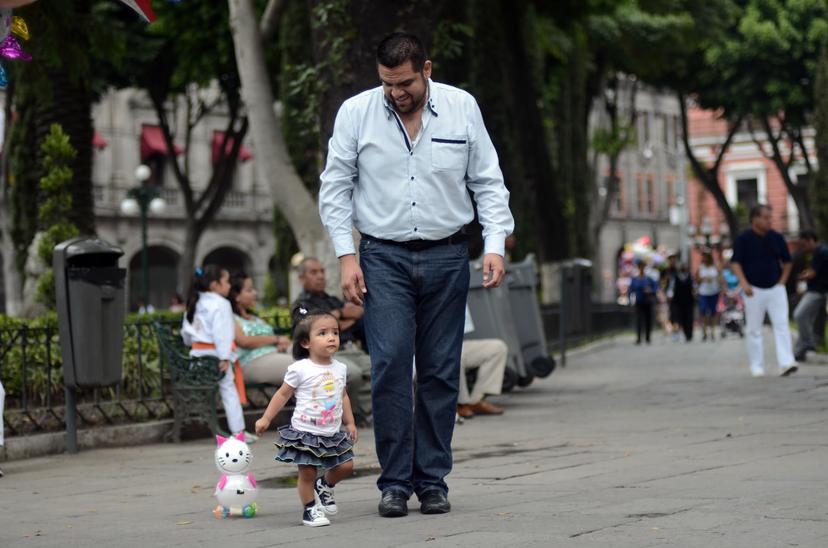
{"left": 686, "top": 107, "right": 811, "bottom": 266}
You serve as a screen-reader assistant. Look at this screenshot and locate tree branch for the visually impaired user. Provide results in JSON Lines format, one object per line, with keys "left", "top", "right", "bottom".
{"left": 149, "top": 91, "right": 194, "bottom": 211}
{"left": 260, "top": 0, "right": 284, "bottom": 43}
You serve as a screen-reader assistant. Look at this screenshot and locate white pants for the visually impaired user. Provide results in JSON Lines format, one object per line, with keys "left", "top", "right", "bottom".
{"left": 744, "top": 285, "right": 795, "bottom": 375}
{"left": 0, "top": 379, "right": 5, "bottom": 446}
{"left": 459, "top": 339, "right": 508, "bottom": 404}
{"left": 218, "top": 366, "right": 245, "bottom": 434}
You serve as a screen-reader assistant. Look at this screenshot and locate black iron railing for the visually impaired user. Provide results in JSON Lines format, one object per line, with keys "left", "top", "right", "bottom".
{"left": 0, "top": 310, "right": 292, "bottom": 439}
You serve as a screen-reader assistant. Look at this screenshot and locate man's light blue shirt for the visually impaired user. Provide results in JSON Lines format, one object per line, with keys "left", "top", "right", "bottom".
{"left": 319, "top": 79, "right": 514, "bottom": 258}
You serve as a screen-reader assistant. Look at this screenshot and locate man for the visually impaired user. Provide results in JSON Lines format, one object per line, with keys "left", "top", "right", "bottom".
{"left": 293, "top": 257, "right": 365, "bottom": 347}
{"left": 458, "top": 306, "right": 506, "bottom": 418}
{"left": 793, "top": 229, "right": 828, "bottom": 362}
{"left": 731, "top": 204, "right": 797, "bottom": 377}
{"left": 319, "top": 32, "right": 513, "bottom": 517}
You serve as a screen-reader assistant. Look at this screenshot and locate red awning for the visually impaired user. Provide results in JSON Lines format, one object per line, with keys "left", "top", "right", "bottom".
{"left": 211, "top": 131, "right": 253, "bottom": 164}
{"left": 92, "top": 131, "right": 108, "bottom": 151}
{"left": 140, "top": 124, "right": 182, "bottom": 160}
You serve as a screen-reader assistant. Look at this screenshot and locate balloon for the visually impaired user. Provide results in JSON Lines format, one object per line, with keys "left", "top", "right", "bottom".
{"left": 0, "top": 34, "right": 30, "bottom": 60}
{"left": 0, "top": 63, "right": 6, "bottom": 87}
{"left": 115, "top": 0, "right": 157, "bottom": 23}
{"left": 213, "top": 433, "right": 258, "bottom": 518}
{"left": 11, "top": 16, "right": 27, "bottom": 40}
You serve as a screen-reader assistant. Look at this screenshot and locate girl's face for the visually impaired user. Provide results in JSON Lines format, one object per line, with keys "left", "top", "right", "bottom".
{"left": 235, "top": 278, "right": 257, "bottom": 309}
{"left": 301, "top": 315, "right": 340, "bottom": 363}
{"left": 210, "top": 271, "right": 231, "bottom": 297}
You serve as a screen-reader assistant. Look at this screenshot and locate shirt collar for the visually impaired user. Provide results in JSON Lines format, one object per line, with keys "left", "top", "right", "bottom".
{"left": 382, "top": 78, "right": 438, "bottom": 119}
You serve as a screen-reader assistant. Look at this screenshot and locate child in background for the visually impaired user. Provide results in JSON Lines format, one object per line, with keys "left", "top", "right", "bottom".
{"left": 255, "top": 310, "right": 357, "bottom": 527}
{"left": 181, "top": 265, "right": 256, "bottom": 443}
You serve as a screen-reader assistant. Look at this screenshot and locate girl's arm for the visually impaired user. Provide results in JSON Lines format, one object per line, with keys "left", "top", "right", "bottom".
{"left": 341, "top": 391, "right": 358, "bottom": 443}
{"left": 234, "top": 321, "right": 285, "bottom": 350}
{"left": 255, "top": 383, "right": 295, "bottom": 436}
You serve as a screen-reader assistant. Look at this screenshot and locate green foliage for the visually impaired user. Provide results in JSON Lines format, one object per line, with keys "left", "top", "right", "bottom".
{"left": 35, "top": 125, "right": 80, "bottom": 308}
{"left": 812, "top": 43, "right": 828, "bottom": 240}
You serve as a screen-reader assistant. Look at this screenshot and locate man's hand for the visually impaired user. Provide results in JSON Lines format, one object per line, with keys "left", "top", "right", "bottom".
{"left": 340, "top": 254, "right": 367, "bottom": 305}
{"left": 799, "top": 268, "right": 815, "bottom": 281}
{"left": 218, "top": 359, "right": 230, "bottom": 373}
{"left": 482, "top": 253, "right": 506, "bottom": 288}
{"left": 741, "top": 284, "right": 754, "bottom": 297}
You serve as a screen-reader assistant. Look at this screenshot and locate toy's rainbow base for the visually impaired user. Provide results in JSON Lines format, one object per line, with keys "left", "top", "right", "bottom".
{"left": 214, "top": 502, "right": 257, "bottom": 519}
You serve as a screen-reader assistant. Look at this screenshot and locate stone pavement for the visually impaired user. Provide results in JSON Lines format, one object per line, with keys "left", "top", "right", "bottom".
{"left": 2, "top": 330, "right": 827, "bottom": 548}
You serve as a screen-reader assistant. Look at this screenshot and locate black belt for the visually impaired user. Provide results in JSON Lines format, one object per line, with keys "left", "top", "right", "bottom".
{"left": 362, "top": 230, "right": 467, "bottom": 252}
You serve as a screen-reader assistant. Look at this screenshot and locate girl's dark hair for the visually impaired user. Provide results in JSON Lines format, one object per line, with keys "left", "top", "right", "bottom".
{"left": 228, "top": 271, "right": 252, "bottom": 316}
{"left": 376, "top": 32, "right": 427, "bottom": 72}
{"left": 186, "top": 264, "right": 226, "bottom": 323}
{"left": 291, "top": 310, "right": 339, "bottom": 360}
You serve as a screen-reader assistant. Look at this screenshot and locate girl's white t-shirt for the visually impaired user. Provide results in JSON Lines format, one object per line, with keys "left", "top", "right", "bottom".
{"left": 698, "top": 264, "right": 721, "bottom": 296}
{"left": 284, "top": 358, "right": 347, "bottom": 436}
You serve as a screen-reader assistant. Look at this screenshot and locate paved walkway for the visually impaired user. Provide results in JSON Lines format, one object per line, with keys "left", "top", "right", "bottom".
{"left": 2, "top": 331, "right": 827, "bottom": 547}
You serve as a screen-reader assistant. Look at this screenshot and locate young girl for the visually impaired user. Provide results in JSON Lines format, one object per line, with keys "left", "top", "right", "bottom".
{"left": 181, "top": 265, "right": 255, "bottom": 442}
{"left": 255, "top": 311, "right": 357, "bottom": 527}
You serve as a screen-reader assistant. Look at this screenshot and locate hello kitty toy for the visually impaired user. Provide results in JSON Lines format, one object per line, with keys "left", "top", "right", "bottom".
{"left": 213, "top": 432, "right": 258, "bottom": 518}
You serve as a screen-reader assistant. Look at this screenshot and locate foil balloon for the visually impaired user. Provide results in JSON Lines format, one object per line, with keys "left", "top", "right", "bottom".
{"left": 10, "top": 16, "right": 27, "bottom": 40}
{"left": 115, "top": 0, "right": 157, "bottom": 23}
{"left": 0, "top": 63, "right": 7, "bottom": 88}
{"left": 213, "top": 432, "right": 258, "bottom": 519}
{"left": 0, "top": 34, "right": 30, "bottom": 61}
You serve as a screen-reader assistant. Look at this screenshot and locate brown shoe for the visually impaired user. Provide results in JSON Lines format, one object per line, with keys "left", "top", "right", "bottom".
{"left": 456, "top": 404, "right": 475, "bottom": 418}
{"left": 468, "top": 400, "right": 504, "bottom": 415}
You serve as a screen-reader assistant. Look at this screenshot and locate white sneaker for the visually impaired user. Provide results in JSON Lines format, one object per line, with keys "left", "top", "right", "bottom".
{"left": 751, "top": 370, "right": 765, "bottom": 378}
{"left": 314, "top": 477, "right": 338, "bottom": 515}
{"left": 302, "top": 504, "right": 330, "bottom": 527}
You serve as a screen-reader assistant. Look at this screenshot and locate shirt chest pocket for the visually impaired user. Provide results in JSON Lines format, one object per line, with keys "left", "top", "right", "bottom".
{"left": 431, "top": 137, "right": 468, "bottom": 172}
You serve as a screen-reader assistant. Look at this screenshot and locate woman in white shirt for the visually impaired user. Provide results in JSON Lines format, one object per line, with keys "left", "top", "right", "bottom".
{"left": 695, "top": 252, "right": 724, "bottom": 341}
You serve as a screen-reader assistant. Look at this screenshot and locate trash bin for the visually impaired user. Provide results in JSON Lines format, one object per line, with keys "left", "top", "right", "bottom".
{"left": 561, "top": 259, "right": 592, "bottom": 336}
{"left": 466, "top": 259, "right": 532, "bottom": 389}
{"left": 54, "top": 237, "right": 127, "bottom": 388}
{"left": 507, "top": 253, "right": 555, "bottom": 378}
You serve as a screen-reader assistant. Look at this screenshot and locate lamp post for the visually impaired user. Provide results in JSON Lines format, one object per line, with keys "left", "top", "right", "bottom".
{"left": 120, "top": 165, "right": 166, "bottom": 309}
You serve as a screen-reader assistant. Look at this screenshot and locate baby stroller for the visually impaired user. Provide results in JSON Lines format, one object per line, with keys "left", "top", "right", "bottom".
{"left": 719, "top": 289, "right": 744, "bottom": 338}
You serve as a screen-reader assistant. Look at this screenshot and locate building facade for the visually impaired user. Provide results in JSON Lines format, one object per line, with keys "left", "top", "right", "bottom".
{"left": 592, "top": 80, "right": 689, "bottom": 302}
{"left": 0, "top": 87, "right": 280, "bottom": 314}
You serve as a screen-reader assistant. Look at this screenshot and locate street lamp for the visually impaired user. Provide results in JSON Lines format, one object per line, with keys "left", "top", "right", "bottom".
{"left": 120, "top": 164, "right": 166, "bottom": 309}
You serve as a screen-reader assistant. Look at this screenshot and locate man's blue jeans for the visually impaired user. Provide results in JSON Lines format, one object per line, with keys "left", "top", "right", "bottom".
{"left": 359, "top": 236, "right": 469, "bottom": 498}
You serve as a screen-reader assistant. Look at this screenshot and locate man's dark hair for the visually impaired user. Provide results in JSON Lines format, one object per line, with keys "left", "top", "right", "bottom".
{"left": 749, "top": 204, "right": 771, "bottom": 220}
{"left": 799, "top": 229, "right": 819, "bottom": 241}
{"left": 377, "top": 32, "right": 428, "bottom": 72}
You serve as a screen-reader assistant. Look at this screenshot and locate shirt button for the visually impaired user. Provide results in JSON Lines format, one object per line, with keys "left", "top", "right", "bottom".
{"left": 412, "top": 202, "right": 416, "bottom": 206}
{"left": 410, "top": 176, "right": 414, "bottom": 180}
{"left": 414, "top": 227, "right": 418, "bottom": 232}
{"left": 410, "top": 151, "right": 413, "bottom": 156}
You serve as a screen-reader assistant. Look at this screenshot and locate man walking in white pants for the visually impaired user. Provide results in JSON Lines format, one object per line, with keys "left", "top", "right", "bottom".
{"left": 730, "top": 204, "right": 797, "bottom": 377}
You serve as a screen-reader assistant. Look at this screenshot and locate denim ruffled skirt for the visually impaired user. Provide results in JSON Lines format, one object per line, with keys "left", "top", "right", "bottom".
{"left": 274, "top": 425, "right": 354, "bottom": 469}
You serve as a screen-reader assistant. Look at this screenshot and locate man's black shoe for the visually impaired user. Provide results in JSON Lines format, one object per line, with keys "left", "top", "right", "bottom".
{"left": 378, "top": 490, "right": 408, "bottom": 517}
{"left": 794, "top": 351, "right": 807, "bottom": 362}
{"left": 419, "top": 490, "right": 451, "bottom": 514}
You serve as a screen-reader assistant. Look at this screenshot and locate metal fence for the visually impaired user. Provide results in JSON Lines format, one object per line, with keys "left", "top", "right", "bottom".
{"left": 1, "top": 311, "right": 292, "bottom": 439}
{"left": 541, "top": 302, "right": 635, "bottom": 351}
{"left": 0, "top": 320, "right": 174, "bottom": 438}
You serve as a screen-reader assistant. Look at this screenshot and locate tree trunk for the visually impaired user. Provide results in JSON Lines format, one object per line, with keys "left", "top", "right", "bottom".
{"left": 228, "top": 0, "right": 337, "bottom": 293}
{"left": 178, "top": 221, "right": 199, "bottom": 296}
{"left": 678, "top": 95, "right": 740, "bottom": 239}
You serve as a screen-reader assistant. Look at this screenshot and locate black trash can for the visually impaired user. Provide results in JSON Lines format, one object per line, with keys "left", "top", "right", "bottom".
{"left": 54, "top": 237, "right": 127, "bottom": 388}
